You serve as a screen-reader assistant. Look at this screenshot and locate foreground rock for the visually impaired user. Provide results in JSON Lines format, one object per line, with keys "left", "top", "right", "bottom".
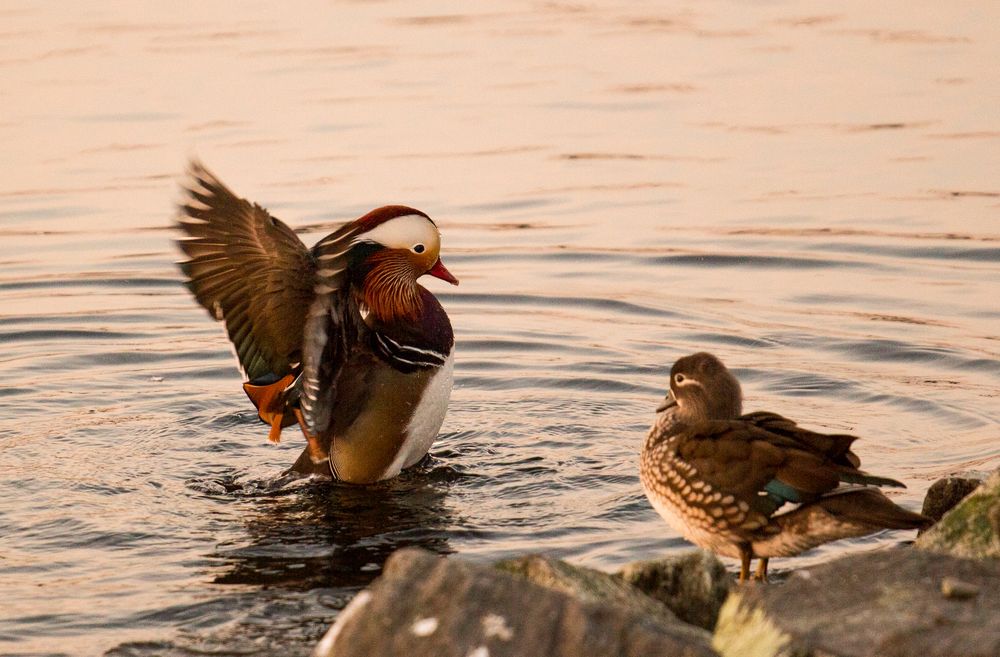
{"left": 920, "top": 476, "right": 982, "bottom": 524}
{"left": 316, "top": 547, "right": 718, "bottom": 657}
{"left": 498, "top": 550, "right": 732, "bottom": 631}
{"left": 495, "top": 554, "right": 689, "bottom": 628}
{"left": 917, "top": 467, "right": 1000, "bottom": 558}
{"left": 618, "top": 550, "right": 731, "bottom": 630}
{"left": 713, "top": 549, "right": 1000, "bottom": 657}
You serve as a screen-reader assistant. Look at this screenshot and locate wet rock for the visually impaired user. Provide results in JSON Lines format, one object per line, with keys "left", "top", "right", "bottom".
{"left": 617, "top": 550, "right": 732, "bottom": 630}
{"left": 494, "top": 554, "right": 686, "bottom": 628}
{"left": 712, "top": 549, "right": 1000, "bottom": 657}
{"left": 316, "top": 548, "right": 718, "bottom": 657}
{"left": 920, "top": 476, "right": 982, "bottom": 524}
{"left": 917, "top": 467, "right": 1000, "bottom": 558}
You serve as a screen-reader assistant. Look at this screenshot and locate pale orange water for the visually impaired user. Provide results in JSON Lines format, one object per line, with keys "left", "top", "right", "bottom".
{"left": 1, "top": 1, "right": 999, "bottom": 655}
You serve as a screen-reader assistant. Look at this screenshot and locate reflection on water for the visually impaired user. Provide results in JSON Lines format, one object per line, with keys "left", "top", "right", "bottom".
{"left": 207, "top": 469, "right": 457, "bottom": 590}
{"left": 2, "top": 0, "right": 999, "bottom": 655}
{"left": 105, "top": 469, "right": 460, "bottom": 656}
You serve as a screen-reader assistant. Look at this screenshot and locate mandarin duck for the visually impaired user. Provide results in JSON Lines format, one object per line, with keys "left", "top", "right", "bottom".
{"left": 176, "top": 161, "right": 458, "bottom": 483}
{"left": 640, "top": 352, "right": 931, "bottom": 582}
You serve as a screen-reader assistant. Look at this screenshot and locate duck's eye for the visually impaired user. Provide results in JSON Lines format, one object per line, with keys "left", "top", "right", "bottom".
{"left": 412, "top": 243, "right": 426, "bottom": 254}
{"left": 674, "top": 374, "right": 686, "bottom": 384}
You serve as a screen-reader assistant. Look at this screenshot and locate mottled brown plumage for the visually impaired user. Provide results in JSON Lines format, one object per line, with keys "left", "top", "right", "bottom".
{"left": 641, "top": 352, "right": 931, "bottom": 582}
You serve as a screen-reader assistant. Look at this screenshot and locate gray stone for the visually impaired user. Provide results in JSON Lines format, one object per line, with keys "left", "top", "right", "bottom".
{"left": 495, "top": 554, "right": 686, "bottom": 628}
{"left": 617, "top": 550, "right": 732, "bottom": 630}
{"left": 712, "top": 549, "right": 1000, "bottom": 657}
{"left": 940, "top": 576, "right": 979, "bottom": 600}
{"left": 917, "top": 467, "right": 1000, "bottom": 558}
{"left": 316, "top": 547, "right": 718, "bottom": 657}
{"left": 920, "top": 476, "right": 982, "bottom": 524}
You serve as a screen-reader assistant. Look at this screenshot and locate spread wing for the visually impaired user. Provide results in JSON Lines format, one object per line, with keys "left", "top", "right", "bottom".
{"left": 176, "top": 161, "right": 316, "bottom": 382}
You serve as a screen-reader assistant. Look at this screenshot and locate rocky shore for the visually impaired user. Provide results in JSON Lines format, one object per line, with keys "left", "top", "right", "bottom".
{"left": 315, "top": 468, "right": 1000, "bottom": 657}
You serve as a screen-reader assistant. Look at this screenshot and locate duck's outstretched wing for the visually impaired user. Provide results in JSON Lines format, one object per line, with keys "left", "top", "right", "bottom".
{"left": 176, "top": 160, "right": 316, "bottom": 383}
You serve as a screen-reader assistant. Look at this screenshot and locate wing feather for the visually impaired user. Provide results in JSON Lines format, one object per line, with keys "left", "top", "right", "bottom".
{"left": 298, "top": 227, "right": 369, "bottom": 435}
{"left": 176, "top": 161, "right": 317, "bottom": 382}
{"left": 741, "top": 411, "right": 860, "bottom": 467}
{"left": 672, "top": 419, "right": 873, "bottom": 519}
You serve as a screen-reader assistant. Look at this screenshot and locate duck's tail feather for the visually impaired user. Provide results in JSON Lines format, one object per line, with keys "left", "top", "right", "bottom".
{"left": 818, "top": 487, "right": 932, "bottom": 530}
{"left": 753, "top": 488, "right": 932, "bottom": 558}
{"left": 837, "top": 469, "right": 906, "bottom": 489}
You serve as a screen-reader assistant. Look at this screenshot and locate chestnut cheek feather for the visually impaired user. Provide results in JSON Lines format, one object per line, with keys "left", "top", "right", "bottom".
{"left": 362, "top": 250, "right": 422, "bottom": 323}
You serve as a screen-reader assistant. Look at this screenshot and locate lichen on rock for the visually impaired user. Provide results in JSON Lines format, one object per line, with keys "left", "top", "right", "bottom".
{"left": 917, "top": 467, "right": 1000, "bottom": 559}
{"left": 710, "top": 549, "right": 1000, "bottom": 657}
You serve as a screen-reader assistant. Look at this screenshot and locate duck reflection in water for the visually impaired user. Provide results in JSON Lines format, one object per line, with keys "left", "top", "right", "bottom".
{"left": 210, "top": 460, "right": 463, "bottom": 591}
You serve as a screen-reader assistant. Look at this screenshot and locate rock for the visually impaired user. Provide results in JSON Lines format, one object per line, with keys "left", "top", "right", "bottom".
{"left": 316, "top": 547, "right": 718, "bottom": 657}
{"left": 989, "top": 501, "right": 1000, "bottom": 537}
{"left": 940, "top": 576, "right": 979, "bottom": 600}
{"left": 920, "top": 477, "right": 982, "bottom": 524}
{"left": 712, "top": 549, "right": 1000, "bottom": 657}
{"left": 917, "top": 467, "right": 1000, "bottom": 558}
{"left": 495, "top": 554, "right": 684, "bottom": 628}
{"left": 617, "top": 550, "right": 732, "bottom": 630}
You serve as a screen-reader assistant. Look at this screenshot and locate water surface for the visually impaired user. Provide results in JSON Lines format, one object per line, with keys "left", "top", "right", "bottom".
{"left": 2, "top": 1, "right": 999, "bottom": 655}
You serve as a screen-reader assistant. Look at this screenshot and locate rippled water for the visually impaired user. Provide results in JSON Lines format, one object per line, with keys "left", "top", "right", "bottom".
{"left": 2, "top": 1, "right": 999, "bottom": 655}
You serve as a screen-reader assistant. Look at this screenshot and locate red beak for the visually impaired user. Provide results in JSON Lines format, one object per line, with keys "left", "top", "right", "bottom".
{"left": 427, "top": 258, "right": 459, "bottom": 285}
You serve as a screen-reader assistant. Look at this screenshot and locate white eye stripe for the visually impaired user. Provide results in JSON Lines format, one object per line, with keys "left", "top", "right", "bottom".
{"left": 350, "top": 214, "right": 439, "bottom": 251}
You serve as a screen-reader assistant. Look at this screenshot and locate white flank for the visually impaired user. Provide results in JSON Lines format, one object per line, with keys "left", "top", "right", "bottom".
{"left": 380, "top": 350, "right": 454, "bottom": 480}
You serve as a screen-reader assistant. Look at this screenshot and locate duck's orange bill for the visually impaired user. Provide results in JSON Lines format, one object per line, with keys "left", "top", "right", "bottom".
{"left": 242, "top": 374, "right": 297, "bottom": 443}
{"left": 427, "top": 258, "right": 459, "bottom": 285}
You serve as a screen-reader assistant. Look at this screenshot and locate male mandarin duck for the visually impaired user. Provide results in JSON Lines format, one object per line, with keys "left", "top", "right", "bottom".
{"left": 176, "top": 161, "right": 458, "bottom": 483}
{"left": 640, "top": 352, "right": 931, "bottom": 582}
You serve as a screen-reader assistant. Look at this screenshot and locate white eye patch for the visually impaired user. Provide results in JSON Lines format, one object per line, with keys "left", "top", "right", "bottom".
{"left": 674, "top": 375, "right": 703, "bottom": 389}
{"left": 353, "top": 214, "right": 440, "bottom": 252}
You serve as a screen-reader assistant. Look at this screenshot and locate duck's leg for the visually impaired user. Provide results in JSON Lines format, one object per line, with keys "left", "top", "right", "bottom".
{"left": 292, "top": 407, "right": 330, "bottom": 465}
{"left": 753, "top": 557, "right": 770, "bottom": 583}
{"left": 738, "top": 546, "right": 751, "bottom": 583}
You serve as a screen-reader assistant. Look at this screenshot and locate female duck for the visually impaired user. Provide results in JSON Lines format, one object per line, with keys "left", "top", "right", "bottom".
{"left": 641, "top": 352, "right": 930, "bottom": 581}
